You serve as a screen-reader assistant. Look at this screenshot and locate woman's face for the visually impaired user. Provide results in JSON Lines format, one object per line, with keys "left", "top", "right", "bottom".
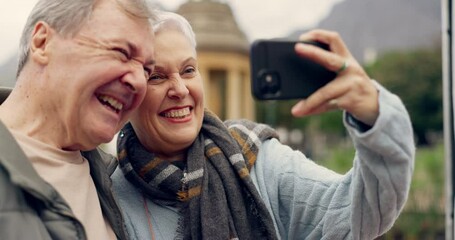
{"left": 130, "top": 29, "right": 204, "bottom": 160}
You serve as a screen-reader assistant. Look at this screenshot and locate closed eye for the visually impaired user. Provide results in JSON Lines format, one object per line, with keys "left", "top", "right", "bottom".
{"left": 113, "top": 47, "right": 130, "bottom": 60}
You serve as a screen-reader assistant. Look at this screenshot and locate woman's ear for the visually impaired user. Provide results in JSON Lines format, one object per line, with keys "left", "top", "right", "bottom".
{"left": 30, "top": 21, "right": 53, "bottom": 65}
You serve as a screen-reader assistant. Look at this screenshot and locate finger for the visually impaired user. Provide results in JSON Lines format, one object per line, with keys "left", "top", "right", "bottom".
{"left": 327, "top": 99, "right": 340, "bottom": 110}
{"left": 335, "top": 61, "right": 349, "bottom": 75}
{"left": 299, "top": 75, "right": 379, "bottom": 125}
{"left": 291, "top": 98, "right": 341, "bottom": 117}
{"left": 298, "top": 29, "right": 351, "bottom": 57}
{"left": 294, "top": 43, "right": 348, "bottom": 74}
{"left": 292, "top": 74, "right": 352, "bottom": 116}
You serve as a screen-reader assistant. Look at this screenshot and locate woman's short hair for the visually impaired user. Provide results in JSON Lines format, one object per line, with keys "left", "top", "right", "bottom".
{"left": 152, "top": 11, "right": 197, "bottom": 50}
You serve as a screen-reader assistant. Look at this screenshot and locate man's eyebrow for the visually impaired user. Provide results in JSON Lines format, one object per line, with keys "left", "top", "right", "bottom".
{"left": 127, "top": 42, "right": 155, "bottom": 65}
{"left": 145, "top": 59, "right": 156, "bottom": 66}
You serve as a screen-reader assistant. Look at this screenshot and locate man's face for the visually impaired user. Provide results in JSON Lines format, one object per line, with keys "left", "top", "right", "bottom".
{"left": 42, "top": 0, "right": 155, "bottom": 150}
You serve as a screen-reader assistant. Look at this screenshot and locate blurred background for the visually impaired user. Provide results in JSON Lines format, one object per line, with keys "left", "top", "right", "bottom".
{"left": 0, "top": 0, "right": 443, "bottom": 239}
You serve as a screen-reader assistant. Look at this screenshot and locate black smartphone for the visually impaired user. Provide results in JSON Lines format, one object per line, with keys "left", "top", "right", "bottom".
{"left": 250, "top": 39, "right": 336, "bottom": 100}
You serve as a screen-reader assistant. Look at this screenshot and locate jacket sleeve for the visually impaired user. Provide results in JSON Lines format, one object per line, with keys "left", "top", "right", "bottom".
{"left": 250, "top": 82, "right": 415, "bottom": 240}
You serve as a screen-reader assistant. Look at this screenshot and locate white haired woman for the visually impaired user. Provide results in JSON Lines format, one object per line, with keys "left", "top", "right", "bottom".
{"left": 112, "top": 11, "right": 415, "bottom": 240}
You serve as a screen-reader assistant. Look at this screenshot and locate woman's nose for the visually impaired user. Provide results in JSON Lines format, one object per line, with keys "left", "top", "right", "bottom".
{"left": 168, "top": 75, "right": 189, "bottom": 99}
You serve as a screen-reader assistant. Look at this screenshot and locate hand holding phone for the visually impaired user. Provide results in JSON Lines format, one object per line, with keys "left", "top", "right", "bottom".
{"left": 250, "top": 39, "right": 336, "bottom": 100}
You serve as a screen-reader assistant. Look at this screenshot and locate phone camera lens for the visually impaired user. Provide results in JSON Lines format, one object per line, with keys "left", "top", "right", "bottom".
{"left": 259, "top": 71, "right": 280, "bottom": 95}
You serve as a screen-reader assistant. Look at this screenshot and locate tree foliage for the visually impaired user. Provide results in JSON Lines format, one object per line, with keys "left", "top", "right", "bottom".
{"left": 365, "top": 45, "right": 443, "bottom": 146}
{"left": 255, "top": 99, "right": 344, "bottom": 135}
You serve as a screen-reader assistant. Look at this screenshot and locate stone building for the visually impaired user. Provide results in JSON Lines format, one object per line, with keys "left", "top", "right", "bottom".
{"left": 176, "top": 0, "right": 255, "bottom": 121}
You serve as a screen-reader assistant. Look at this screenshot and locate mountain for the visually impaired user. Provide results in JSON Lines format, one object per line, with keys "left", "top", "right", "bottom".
{"left": 289, "top": 0, "right": 441, "bottom": 64}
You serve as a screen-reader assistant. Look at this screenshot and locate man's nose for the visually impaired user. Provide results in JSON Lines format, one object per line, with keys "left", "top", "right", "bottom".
{"left": 121, "top": 63, "right": 148, "bottom": 93}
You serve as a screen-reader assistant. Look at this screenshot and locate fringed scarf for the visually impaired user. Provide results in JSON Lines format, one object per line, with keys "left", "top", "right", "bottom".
{"left": 117, "top": 110, "right": 279, "bottom": 240}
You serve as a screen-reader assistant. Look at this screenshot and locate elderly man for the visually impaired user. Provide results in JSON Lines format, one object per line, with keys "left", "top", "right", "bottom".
{"left": 0, "top": 0, "right": 155, "bottom": 239}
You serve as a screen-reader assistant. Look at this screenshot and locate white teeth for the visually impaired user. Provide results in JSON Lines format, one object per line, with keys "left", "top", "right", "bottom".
{"left": 98, "top": 95, "right": 124, "bottom": 111}
{"left": 163, "top": 107, "right": 190, "bottom": 118}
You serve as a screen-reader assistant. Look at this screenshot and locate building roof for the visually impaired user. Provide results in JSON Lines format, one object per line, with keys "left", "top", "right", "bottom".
{"left": 176, "top": 1, "right": 249, "bottom": 54}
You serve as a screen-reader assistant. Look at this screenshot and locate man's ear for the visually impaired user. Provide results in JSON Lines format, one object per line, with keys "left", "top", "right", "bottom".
{"left": 30, "top": 21, "right": 54, "bottom": 65}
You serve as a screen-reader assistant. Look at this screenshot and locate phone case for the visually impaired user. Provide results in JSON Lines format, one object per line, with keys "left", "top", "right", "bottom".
{"left": 250, "top": 39, "right": 336, "bottom": 100}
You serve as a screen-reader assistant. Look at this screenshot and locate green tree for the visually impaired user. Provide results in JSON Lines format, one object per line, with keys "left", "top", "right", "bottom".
{"left": 365, "top": 46, "right": 443, "bottom": 146}
{"left": 256, "top": 99, "right": 344, "bottom": 135}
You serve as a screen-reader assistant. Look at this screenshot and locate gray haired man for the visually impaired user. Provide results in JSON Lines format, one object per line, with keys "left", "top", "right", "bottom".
{"left": 0, "top": 0, "right": 156, "bottom": 239}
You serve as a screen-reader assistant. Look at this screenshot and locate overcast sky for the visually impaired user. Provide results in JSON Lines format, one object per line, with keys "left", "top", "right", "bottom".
{"left": 0, "top": 0, "right": 342, "bottom": 65}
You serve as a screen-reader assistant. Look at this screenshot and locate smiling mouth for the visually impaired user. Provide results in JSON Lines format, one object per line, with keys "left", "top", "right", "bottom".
{"left": 97, "top": 94, "right": 124, "bottom": 114}
{"left": 161, "top": 107, "right": 191, "bottom": 119}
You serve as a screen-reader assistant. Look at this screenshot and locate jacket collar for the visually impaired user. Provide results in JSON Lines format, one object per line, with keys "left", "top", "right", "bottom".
{"left": 0, "top": 120, "right": 59, "bottom": 199}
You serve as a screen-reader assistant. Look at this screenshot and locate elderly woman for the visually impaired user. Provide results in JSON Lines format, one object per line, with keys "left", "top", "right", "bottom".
{"left": 112, "top": 11, "right": 415, "bottom": 240}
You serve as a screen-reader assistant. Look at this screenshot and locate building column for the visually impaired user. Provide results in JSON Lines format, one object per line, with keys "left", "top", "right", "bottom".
{"left": 199, "top": 66, "right": 211, "bottom": 108}
{"left": 227, "top": 68, "right": 241, "bottom": 119}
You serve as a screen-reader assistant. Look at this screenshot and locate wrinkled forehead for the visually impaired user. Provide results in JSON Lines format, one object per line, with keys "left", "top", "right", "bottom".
{"left": 78, "top": 0, "right": 155, "bottom": 60}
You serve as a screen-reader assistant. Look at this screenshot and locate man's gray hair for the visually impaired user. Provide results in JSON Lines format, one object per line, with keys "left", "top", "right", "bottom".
{"left": 17, "top": 0, "right": 156, "bottom": 76}
{"left": 153, "top": 11, "right": 197, "bottom": 50}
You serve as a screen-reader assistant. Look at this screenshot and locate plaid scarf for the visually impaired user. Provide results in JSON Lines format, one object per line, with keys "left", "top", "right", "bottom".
{"left": 117, "top": 110, "right": 279, "bottom": 240}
